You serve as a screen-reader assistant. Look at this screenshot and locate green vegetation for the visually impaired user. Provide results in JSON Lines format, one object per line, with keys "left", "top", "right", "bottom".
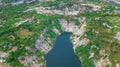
{"left": 76, "top": 43, "right": 95, "bottom": 67}
{"left": 36, "top": 50, "right": 42, "bottom": 57}
{"left": 6, "top": 47, "right": 26, "bottom": 67}
{"left": 0, "top": 3, "right": 63, "bottom": 67}
{"left": 1, "top": 0, "right": 120, "bottom": 67}
{"left": 75, "top": 5, "right": 120, "bottom": 67}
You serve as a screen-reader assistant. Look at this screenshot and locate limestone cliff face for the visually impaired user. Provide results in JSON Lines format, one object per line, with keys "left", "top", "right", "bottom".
{"left": 21, "top": 17, "right": 88, "bottom": 67}
{"left": 35, "top": 4, "right": 94, "bottom": 15}
{"left": 58, "top": 19, "right": 89, "bottom": 50}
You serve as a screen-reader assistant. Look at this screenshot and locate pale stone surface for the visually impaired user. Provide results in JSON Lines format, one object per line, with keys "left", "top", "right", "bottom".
{"left": 59, "top": 19, "right": 86, "bottom": 35}
{"left": 14, "top": 18, "right": 33, "bottom": 27}
{"left": 52, "top": 27, "right": 61, "bottom": 35}
{"left": 116, "top": 63, "right": 120, "bottom": 67}
{"left": 35, "top": 4, "right": 94, "bottom": 15}
{"left": 103, "top": 22, "right": 113, "bottom": 29}
{"left": 89, "top": 52, "right": 94, "bottom": 59}
{"left": 94, "top": 57, "right": 111, "bottom": 67}
{"left": 59, "top": 19, "right": 88, "bottom": 50}
{"left": 35, "top": 34, "right": 51, "bottom": 54}
{"left": 19, "top": 56, "right": 45, "bottom": 67}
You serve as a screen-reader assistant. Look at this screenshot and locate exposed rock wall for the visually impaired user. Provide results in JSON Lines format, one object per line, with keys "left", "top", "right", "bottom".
{"left": 58, "top": 18, "right": 89, "bottom": 50}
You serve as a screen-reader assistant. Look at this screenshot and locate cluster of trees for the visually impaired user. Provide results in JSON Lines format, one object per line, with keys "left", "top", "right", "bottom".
{"left": 0, "top": 5, "right": 28, "bottom": 20}
{"left": 6, "top": 47, "right": 26, "bottom": 67}
{"left": 75, "top": 43, "right": 95, "bottom": 67}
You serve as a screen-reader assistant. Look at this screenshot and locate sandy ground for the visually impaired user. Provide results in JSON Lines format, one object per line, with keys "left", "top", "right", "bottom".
{"left": 0, "top": 63, "right": 10, "bottom": 67}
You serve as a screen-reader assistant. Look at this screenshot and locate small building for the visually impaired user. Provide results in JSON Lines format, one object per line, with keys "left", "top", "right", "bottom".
{"left": 12, "top": 0, "right": 24, "bottom": 6}
{"left": 0, "top": 2, "right": 3, "bottom": 6}
{"left": 26, "top": 0, "right": 36, "bottom": 4}
{"left": 116, "top": 32, "right": 120, "bottom": 42}
{"left": 0, "top": 52, "right": 7, "bottom": 58}
{"left": 0, "top": 52, "right": 7, "bottom": 63}
{"left": 0, "top": 25, "right": 3, "bottom": 27}
{"left": 4, "top": 43, "right": 12, "bottom": 48}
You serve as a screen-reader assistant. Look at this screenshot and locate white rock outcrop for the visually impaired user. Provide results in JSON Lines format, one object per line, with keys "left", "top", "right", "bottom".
{"left": 19, "top": 56, "right": 45, "bottom": 67}
{"left": 59, "top": 19, "right": 88, "bottom": 50}
{"left": 35, "top": 34, "right": 51, "bottom": 54}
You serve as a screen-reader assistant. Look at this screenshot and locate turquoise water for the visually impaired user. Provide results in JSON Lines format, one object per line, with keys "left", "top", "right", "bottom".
{"left": 115, "top": 10, "right": 120, "bottom": 14}
{"left": 45, "top": 32, "right": 81, "bottom": 67}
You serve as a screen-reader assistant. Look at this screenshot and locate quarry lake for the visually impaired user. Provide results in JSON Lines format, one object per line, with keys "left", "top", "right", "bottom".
{"left": 45, "top": 32, "right": 81, "bottom": 67}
